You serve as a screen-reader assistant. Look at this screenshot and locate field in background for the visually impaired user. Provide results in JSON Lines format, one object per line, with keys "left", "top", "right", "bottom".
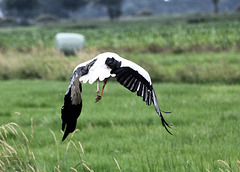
{"left": 0, "top": 14, "right": 240, "bottom": 171}
{"left": 0, "top": 80, "right": 240, "bottom": 171}
{"left": 1, "top": 51, "right": 240, "bottom": 83}
{"left": 0, "top": 15, "right": 240, "bottom": 83}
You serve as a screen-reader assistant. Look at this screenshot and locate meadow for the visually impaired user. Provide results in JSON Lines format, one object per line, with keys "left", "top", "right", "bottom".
{"left": 0, "top": 80, "right": 240, "bottom": 172}
{"left": 0, "top": 14, "right": 240, "bottom": 171}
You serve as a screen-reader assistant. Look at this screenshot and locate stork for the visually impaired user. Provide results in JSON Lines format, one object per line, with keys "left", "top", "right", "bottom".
{"left": 61, "top": 52, "right": 172, "bottom": 141}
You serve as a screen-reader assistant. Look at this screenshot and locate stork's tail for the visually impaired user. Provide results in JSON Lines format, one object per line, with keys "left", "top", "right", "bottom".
{"left": 61, "top": 86, "right": 82, "bottom": 141}
{"left": 62, "top": 118, "right": 77, "bottom": 141}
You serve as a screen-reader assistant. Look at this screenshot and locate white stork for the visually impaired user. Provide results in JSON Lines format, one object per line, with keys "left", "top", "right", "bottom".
{"left": 61, "top": 52, "right": 172, "bottom": 141}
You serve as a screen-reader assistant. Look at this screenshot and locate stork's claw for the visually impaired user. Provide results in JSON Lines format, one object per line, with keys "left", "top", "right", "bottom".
{"left": 95, "top": 95, "right": 102, "bottom": 102}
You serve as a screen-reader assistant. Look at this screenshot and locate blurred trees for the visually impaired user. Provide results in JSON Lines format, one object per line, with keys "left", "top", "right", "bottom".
{"left": 40, "top": 0, "right": 67, "bottom": 18}
{"left": 1, "top": 0, "right": 240, "bottom": 20}
{"left": 94, "top": 0, "right": 123, "bottom": 20}
{"left": 3, "top": 0, "right": 40, "bottom": 19}
{"left": 60, "top": 0, "right": 88, "bottom": 17}
{"left": 212, "top": 0, "right": 220, "bottom": 14}
{"left": 236, "top": 3, "right": 240, "bottom": 13}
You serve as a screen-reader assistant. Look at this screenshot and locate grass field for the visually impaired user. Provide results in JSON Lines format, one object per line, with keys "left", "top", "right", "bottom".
{"left": 0, "top": 80, "right": 240, "bottom": 171}
{"left": 0, "top": 16, "right": 240, "bottom": 53}
{"left": 1, "top": 15, "right": 240, "bottom": 83}
{"left": 1, "top": 51, "right": 240, "bottom": 84}
{"left": 0, "top": 14, "right": 240, "bottom": 171}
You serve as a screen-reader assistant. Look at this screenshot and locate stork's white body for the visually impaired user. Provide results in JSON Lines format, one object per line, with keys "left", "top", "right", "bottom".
{"left": 76, "top": 52, "right": 152, "bottom": 85}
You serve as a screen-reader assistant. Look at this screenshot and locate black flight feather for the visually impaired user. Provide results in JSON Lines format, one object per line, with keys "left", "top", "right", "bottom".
{"left": 105, "top": 57, "right": 172, "bottom": 135}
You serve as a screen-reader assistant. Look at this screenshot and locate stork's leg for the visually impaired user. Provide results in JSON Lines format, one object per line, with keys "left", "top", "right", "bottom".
{"left": 95, "top": 79, "right": 108, "bottom": 103}
{"left": 96, "top": 79, "right": 100, "bottom": 94}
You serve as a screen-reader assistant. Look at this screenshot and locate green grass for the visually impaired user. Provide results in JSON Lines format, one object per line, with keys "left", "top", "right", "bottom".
{"left": 0, "top": 16, "right": 240, "bottom": 53}
{"left": 0, "top": 80, "right": 240, "bottom": 171}
{"left": 0, "top": 16, "right": 240, "bottom": 83}
{"left": 1, "top": 51, "right": 240, "bottom": 83}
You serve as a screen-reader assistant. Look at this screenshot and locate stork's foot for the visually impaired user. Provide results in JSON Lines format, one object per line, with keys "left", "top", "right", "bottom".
{"left": 95, "top": 95, "right": 102, "bottom": 103}
{"left": 96, "top": 89, "right": 100, "bottom": 94}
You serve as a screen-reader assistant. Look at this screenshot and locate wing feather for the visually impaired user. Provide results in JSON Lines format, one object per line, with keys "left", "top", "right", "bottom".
{"left": 130, "top": 79, "right": 138, "bottom": 92}
{"left": 106, "top": 57, "right": 172, "bottom": 135}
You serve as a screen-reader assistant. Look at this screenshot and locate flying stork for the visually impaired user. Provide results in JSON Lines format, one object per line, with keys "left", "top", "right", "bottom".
{"left": 61, "top": 52, "right": 172, "bottom": 141}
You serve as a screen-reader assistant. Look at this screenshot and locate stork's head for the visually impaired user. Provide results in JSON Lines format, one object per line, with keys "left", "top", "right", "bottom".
{"left": 105, "top": 57, "right": 121, "bottom": 69}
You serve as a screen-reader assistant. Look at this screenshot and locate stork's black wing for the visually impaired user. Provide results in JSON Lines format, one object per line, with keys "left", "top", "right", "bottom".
{"left": 61, "top": 59, "right": 97, "bottom": 141}
{"left": 105, "top": 57, "right": 172, "bottom": 134}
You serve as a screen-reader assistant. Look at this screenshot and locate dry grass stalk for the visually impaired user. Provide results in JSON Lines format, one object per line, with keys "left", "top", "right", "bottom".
{"left": 32, "top": 151, "right": 36, "bottom": 162}
{"left": 3, "top": 146, "right": 14, "bottom": 157}
{"left": 70, "top": 167, "right": 78, "bottom": 172}
{"left": 219, "top": 168, "right": 224, "bottom": 172}
{"left": 218, "top": 160, "right": 231, "bottom": 168}
{"left": 28, "top": 164, "right": 36, "bottom": 172}
{"left": 71, "top": 129, "right": 80, "bottom": 138}
{"left": 55, "top": 166, "right": 61, "bottom": 172}
{"left": 0, "top": 140, "right": 17, "bottom": 154}
{"left": 0, "top": 159, "right": 4, "bottom": 166}
{"left": 60, "top": 130, "right": 64, "bottom": 135}
{"left": 20, "top": 130, "right": 29, "bottom": 143}
{"left": 50, "top": 130, "right": 57, "bottom": 143}
{"left": 2, "top": 152, "right": 10, "bottom": 166}
{"left": 66, "top": 141, "right": 71, "bottom": 153}
{"left": 0, "top": 121, "right": 39, "bottom": 171}
{"left": 70, "top": 140, "right": 79, "bottom": 151}
{"left": 78, "top": 141, "right": 84, "bottom": 154}
{"left": 5, "top": 124, "right": 18, "bottom": 135}
{"left": 15, "top": 112, "right": 23, "bottom": 119}
{"left": 50, "top": 130, "right": 60, "bottom": 167}
{"left": 8, "top": 122, "right": 19, "bottom": 127}
{"left": 237, "top": 160, "right": 240, "bottom": 172}
{"left": 113, "top": 157, "right": 122, "bottom": 172}
{"left": 0, "top": 132, "right": 5, "bottom": 141}
{"left": 0, "top": 161, "right": 4, "bottom": 170}
{"left": 0, "top": 125, "right": 8, "bottom": 138}
{"left": 82, "top": 162, "right": 94, "bottom": 172}
{"left": 31, "top": 118, "right": 34, "bottom": 142}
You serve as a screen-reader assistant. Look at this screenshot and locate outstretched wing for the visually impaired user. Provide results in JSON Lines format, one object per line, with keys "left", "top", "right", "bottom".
{"left": 105, "top": 57, "right": 172, "bottom": 134}
{"left": 61, "top": 59, "right": 97, "bottom": 141}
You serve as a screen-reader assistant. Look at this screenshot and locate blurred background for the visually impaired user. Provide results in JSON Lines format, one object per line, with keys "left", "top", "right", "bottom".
{"left": 0, "top": 0, "right": 240, "bottom": 82}
{"left": 0, "top": 0, "right": 240, "bottom": 172}
{"left": 0, "top": 0, "right": 240, "bottom": 20}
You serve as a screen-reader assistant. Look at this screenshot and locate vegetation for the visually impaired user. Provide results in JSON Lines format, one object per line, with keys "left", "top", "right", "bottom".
{"left": 0, "top": 50, "right": 240, "bottom": 84}
{"left": 0, "top": 15, "right": 240, "bottom": 171}
{"left": 0, "top": 80, "right": 239, "bottom": 171}
{"left": 0, "top": 16, "right": 240, "bottom": 83}
{"left": 1, "top": 16, "right": 240, "bottom": 51}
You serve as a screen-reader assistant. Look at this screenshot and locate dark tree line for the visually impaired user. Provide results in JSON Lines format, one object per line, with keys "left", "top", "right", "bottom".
{"left": 2, "top": 0, "right": 123, "bottom": 20}
{"left": 94, "top": 0, "right": 122, "bottom": 20}
{"left": 1, "top": 0, "right": 239, "bottom": 20}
